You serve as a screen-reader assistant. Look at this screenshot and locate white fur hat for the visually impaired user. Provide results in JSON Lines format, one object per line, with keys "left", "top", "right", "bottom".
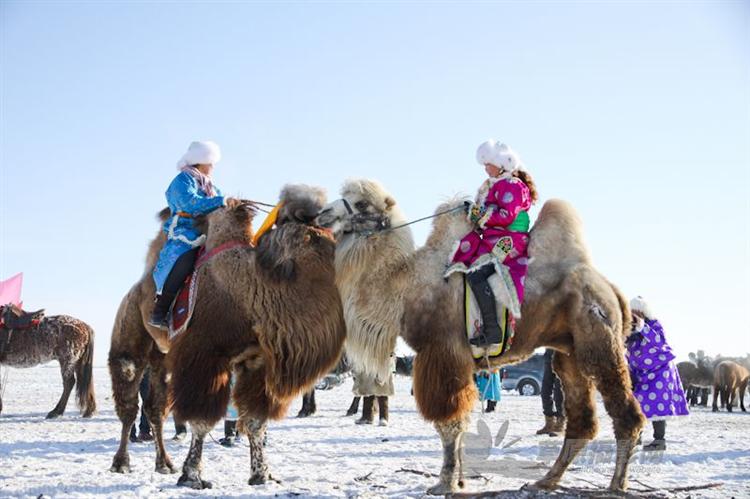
{"left": 476, "top": 139, "right": 522, "bottom": 172}
{"left": 176, "top": 140, "right": 222, "bottom": 169}
{"left": 630, "top": 296, "right": 654, "bottom": 319}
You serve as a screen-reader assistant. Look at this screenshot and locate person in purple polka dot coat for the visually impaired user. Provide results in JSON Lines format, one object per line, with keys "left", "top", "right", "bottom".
{"left": 625, "top": 296, "right": 689, "bottom": 451}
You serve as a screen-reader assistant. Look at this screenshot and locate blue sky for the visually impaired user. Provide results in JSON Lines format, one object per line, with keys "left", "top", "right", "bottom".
{"left": 1, "top": 1, "right": 748, "bottom": 366}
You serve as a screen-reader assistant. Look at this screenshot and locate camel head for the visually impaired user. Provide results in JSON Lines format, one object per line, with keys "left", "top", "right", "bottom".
{"left": 316, "top": 178, "right": 407, "bottom": 239}
{"left": 277, "top": 184, "right": 328, "bottom": 225}
{"left": 201, "top": 198, "right": 257, "bottom": 249}
{"left": 256, "top": 217, "right": 336, "bottom": 282}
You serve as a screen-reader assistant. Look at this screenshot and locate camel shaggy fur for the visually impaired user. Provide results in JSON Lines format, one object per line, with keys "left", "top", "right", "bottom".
{"left": 167, "top": 186, "right": 345, "bottom": 489}
{"left": 0, "top": 310, "right": 96, "bottom": 419}
{"left": 317, "top": 179, "right": 644, "bottom": 495}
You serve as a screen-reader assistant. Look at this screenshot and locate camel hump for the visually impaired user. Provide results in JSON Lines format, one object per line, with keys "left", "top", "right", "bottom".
{"left": 528, "top": 199, "right": 591, "bottom": 268}
{"left": 157, "top": 207, "right": 171, "bottom": 223}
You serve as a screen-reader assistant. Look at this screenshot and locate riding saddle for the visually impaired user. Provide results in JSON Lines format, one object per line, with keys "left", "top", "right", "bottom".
{"left": 0, "top": 304, "right": 45, "bottom": 330}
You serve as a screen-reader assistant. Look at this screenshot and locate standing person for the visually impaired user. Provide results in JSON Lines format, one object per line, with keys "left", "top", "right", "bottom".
{"left": 626, "top": 296, "right": 689, "bottom": 451}
{"left": 353, "top": 354, "right": 395, "bottom": 426}
{"left": 129, "top": 369, "right": 153, "bottom": 443}
{"left": 445, "top": 140, "right": 537, "bottom": 348}
{"left": 536, "top": 349, "right": 565, "bottom": 436}
{"left": 149, "top": 140, "right": 227, "bottom": 329}
{"left": 475, "top": 368, "right": 502, "bottom": 412}
{"left": 219, "top": 374, "right": 239, "bottom": 447}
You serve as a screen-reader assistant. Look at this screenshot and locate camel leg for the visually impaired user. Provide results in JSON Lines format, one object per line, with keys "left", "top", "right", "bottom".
{"left": 532, "top": 352, "right": 598, "bottom": 491}
{"left": 426, "top": 416, "right": 468, "bottom": 495}
{"left": 143, "top": 359, "right": 176, "bottom": 474}
{"left": 109, "top": 356, "right": 146, "bottom": 473}
{"left": 727, "top": 387, "right": 735, "bottom": 413}
{"left": 587, "top": 356, "right": 643, "bottom": 491}
{"left": 345, "top": 396, "right": 361, "bottom": 416}
{"left": 46, "top": 361, "right": 75, "bottom": 419}
{"left": 246, "top": 417, "right": 272, "bottom": 485}
{"left": 177, "top": 424, "right": 212, "bottom": 489}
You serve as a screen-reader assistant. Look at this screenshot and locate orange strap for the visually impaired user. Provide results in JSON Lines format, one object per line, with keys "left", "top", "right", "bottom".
{"left": 176, "top": 211, "right": 193, "bottom": 218}
{"left": 251, "top": 202, "right": 283, "bottom": 246}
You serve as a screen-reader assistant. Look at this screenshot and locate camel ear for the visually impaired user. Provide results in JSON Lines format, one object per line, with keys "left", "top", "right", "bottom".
{"left": 256, "top": 231, "right": 297, "bottom": 282}
{"left": 384, "top": 196, "right": 396, "bottom": 210}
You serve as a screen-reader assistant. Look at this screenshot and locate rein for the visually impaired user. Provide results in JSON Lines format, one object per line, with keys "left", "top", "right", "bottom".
{"left": 195, "top": 241, "right": 253, "bottom": 269}
{"left": 354, "top": 205, "right": 465, "bottom": 238}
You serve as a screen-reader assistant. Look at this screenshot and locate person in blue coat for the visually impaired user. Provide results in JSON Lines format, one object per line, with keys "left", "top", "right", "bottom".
{"left": 149, "top": 140, "right": 227, "bottom": 328}
{"left": 475, "top": 368, "right": 502, "bottom": 412}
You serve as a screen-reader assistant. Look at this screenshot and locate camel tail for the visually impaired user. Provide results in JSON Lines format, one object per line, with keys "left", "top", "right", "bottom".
{"left": 168, "top": 335, "right": 232, "bottom": 425}
{"left": 75, "top": 323, "right": 97, "bottom": 417}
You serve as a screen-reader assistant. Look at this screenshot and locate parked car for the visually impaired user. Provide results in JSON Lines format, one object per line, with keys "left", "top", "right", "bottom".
{"left": 501, "top": 353, "right": 545, "bottom": 395}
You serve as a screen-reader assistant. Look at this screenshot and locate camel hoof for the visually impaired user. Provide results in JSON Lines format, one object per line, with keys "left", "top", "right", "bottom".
{"left": 45, "top": 411, "right": 61, "bottom": 419}
{"left": 528, "top": 477, "right": 559, "bottom": 491}
{"left": 156, "top": 464, "right": 177, "bottom": 475}
{"left": 82, "top": 411, "right": 95, "bottom": 419}
{"left": 426, "top": 481, "right": 459, "bottom": 495}
{"left": 248, "top": 473, "right": 271, "bottom": 485}
{"left": 109, "top": 457, "right": 130, "bottom": 473}
{"left": 177, "top": 474, "right": 212, "bottom": 489}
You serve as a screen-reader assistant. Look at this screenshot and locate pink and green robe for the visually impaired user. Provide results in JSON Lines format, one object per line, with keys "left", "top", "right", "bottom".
{"left": 445, "top": 175, "right": 532, "bottom": 318}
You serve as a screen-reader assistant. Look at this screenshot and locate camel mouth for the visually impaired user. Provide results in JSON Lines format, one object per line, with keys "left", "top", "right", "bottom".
{"left": 312, "top": 226, "right": 335, "bottom": 242}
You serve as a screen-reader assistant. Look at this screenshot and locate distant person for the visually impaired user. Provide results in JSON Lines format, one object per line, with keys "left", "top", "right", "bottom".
{"left": 129, "top": 369, "right": 153, "bottom": 443}
{"left": 536, "top": 349, "right": 565, "bottom": 436}
{"left": 475, "top": 368, "right": 502, "bottom": 412}
{"left": 626, "top": 296, "right": 689, "bottom": 451}
{"left": 219, "top": 375, "right": 239, "bottom": 447}
{"left": 149, "top": 140, "right": 227, "bottom": 329}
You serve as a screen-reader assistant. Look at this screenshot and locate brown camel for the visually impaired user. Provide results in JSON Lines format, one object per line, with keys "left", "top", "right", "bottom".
{"left": 0, "top": 306, "right": 96, "bottom": 419}
{"left": 167, "top": 185, "right": 345, "bottom": 489}
{"left": 317, "top": 179, "right": 644, "bottom": 495}
{"left": 109, "top": 185, "right": 336, "bottom": 475}
{"left": 712, "top": 360, "right": 749, "bottom": 412}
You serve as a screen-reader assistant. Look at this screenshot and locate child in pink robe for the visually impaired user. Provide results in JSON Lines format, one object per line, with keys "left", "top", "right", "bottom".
{"left": 445, "top": 140, "right": 537, "bottom": 348}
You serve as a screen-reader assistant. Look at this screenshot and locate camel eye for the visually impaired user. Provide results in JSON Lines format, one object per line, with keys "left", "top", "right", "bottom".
{"left": 354, "top": 200, "right": 369, "bottom": 211}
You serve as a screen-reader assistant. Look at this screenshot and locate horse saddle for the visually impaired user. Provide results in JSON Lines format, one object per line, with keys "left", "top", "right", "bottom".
{"left": 0, "top": 304, "right": 45, "bottom": 330}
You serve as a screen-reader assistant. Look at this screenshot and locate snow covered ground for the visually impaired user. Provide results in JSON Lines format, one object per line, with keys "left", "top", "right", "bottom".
{"left": 0, "top": 366, "right": 748, "bottom": 498}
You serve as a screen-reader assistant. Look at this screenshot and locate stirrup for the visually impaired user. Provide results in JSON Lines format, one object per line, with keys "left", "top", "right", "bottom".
{"left": 148, "top": 314, "right": 169, "bottom": 330}
{"left": 469, "top": 330, "right": 502, "bottom": 348}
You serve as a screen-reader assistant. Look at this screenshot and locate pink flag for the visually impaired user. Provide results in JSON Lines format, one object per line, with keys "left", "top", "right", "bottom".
{"left": 0, "top": 273, "right": 23, "bottom": 307}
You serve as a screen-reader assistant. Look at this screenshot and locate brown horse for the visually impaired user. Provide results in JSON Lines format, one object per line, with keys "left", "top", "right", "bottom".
{"left": 0, "top": 306, "right": 96, "bottom": 419}
{"left": 712, "top": 360, "right": 749, "bottom": 412}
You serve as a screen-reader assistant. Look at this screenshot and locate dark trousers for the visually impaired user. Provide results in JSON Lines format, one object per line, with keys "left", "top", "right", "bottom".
{"left": 130, "top": 369, "right": 151, "bottom": 438}
{"left": 163, "top": 248, "right": 200, "bottom": 296}
{"left": 467, "top": 265, "right": 499, "bottom": 330}
{"left": 652, "top": 420, "right": 666, "bottom": 440}
{"left": 541, "top": 349, "right": 564, "bottom": 417}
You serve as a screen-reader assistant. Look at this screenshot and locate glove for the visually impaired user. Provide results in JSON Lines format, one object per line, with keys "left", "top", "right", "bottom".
{"left": 469, "top": 204, "right": 486, "bottom": 226}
